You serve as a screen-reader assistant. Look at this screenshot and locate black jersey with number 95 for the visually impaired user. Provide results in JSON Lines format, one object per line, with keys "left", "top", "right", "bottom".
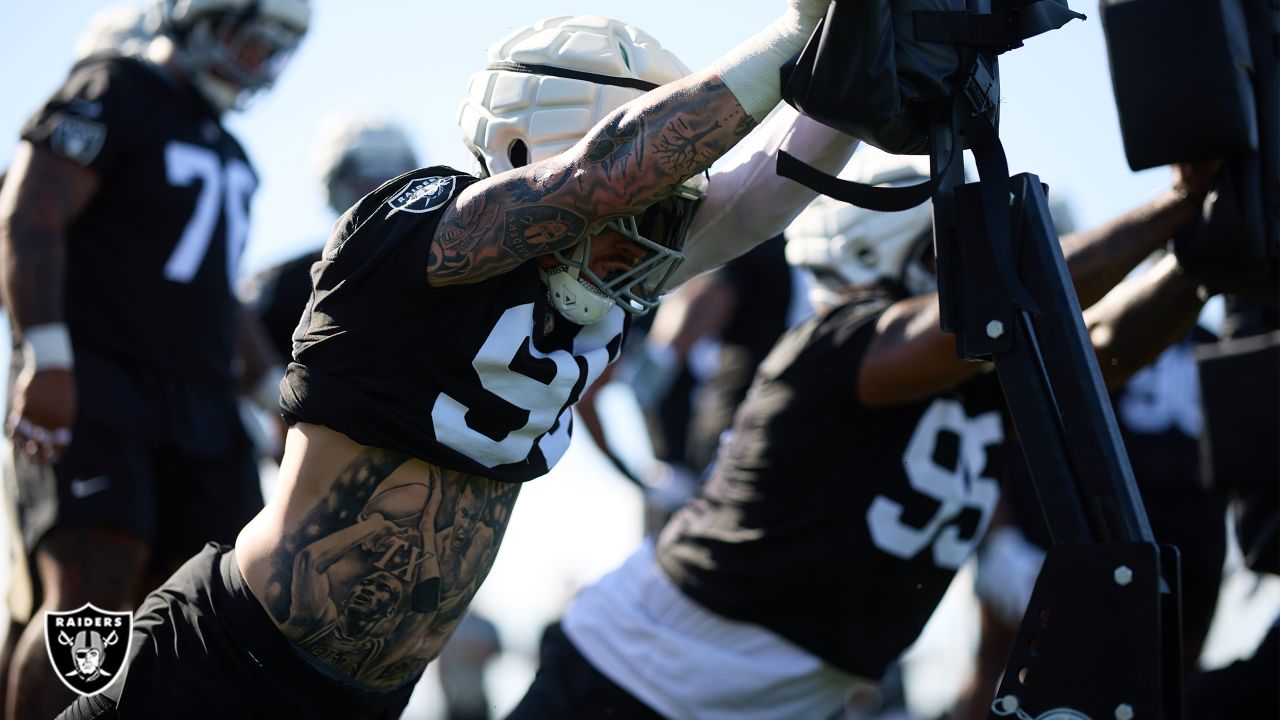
{"left": 20, "top": 55, "right": 256, "bottom": 389}
{"left": 656, "top": 298, "right": 1006, "bottom": 679}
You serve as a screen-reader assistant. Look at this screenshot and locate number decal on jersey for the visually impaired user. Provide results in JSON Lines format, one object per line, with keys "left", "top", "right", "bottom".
{"left": 162, "top": 141, "right": 256, "bottom": 285}
{"left": 432, "top": 303, "right": 621, "bottom": 468}
{"left": 866, "top": 399, "right": 1002, "bottom": 570}
{"left": 1117, "top": 343, "right": 1202, "bottom": 437}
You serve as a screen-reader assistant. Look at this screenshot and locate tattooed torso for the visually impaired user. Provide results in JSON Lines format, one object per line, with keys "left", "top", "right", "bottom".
{"left": 236, "top": 423, "right": 520, "bottom": 688}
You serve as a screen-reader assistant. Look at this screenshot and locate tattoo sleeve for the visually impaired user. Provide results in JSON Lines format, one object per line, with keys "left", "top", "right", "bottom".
{"left": 428, "top": 74, "right": 759, "bottom": 286}
{"left": 0, "top": 143, "right": 98, "bottom": 333}
{"left": 1061, "top": 188, "right": 1199, "bottom": 310}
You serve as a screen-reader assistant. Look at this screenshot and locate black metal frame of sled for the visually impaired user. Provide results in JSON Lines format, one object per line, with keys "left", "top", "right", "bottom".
{"left": 927, "top": 50, "right": 1185, "bottom": 720}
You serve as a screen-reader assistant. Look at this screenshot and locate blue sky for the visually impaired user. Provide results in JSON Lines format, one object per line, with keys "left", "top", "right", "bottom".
{"left": 2, "top": 0, "right": 1174, "bottom": 279}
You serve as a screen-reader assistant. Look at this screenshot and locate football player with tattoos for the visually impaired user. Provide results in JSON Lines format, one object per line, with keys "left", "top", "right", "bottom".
{"left": 506, "top": 149, "right": 1221, "bottom": 720}
{"left": 0, "top": 2, "right": 307, "bottom": 718}
{"left": 57, "top": 3, "right": 862, "bottom": 717}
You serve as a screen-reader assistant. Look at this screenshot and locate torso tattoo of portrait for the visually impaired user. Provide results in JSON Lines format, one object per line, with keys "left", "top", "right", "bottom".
{"left": 261, "top": 448, "right": 520, "bottom": 688}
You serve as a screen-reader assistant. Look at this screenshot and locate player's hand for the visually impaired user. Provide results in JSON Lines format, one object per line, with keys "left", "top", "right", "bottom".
{"left": 1171, "top": 160, "right": 1223, "bottom": 204}
{"left": 8, "top": 368, "right": 77, "bottom": 463}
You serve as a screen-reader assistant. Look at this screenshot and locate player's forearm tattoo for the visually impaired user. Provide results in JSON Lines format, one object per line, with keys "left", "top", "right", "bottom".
{"left": 430, "top": 77, "right": 755, "bottom": 284}
{"left": 1062, "top": 189, "right": 1197, "bottom": 309}
{"left": 654, "top": 117, "right": 723, "bottom": 174}
{"left": 596, "top": 78, "right": 755, "bottom": 202}
{"left": 0, "top": 160, "right": 75, "bottom": 328}
{"left": 503, "top": 205, "right": 588, "bottom": 260}
{"left": 430, "top": 174, "right": 587, "bottom": 281}
{"left": 432, "top": 193, "right": 503, "bottom": 277}
{"left": 585, "top": 116, "right": 644, "bottom": 181}
{"left": 263, "top": 448, "right": 520, "bottom": 687}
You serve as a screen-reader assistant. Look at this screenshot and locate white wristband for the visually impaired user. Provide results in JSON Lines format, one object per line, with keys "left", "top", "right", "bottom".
{"left": 715, "top": 1, "right": 828, "bottom": 121}
{"left": 21, "top": 323, "right": 74, "bottom": 371}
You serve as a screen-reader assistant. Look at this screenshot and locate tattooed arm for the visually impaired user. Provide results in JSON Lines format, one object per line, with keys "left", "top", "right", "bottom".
{"left": 0, "top": 142, "right": 98, "bottom": 457}
{"left": 429, "top": 76, "right": 758, "bottom": 287}
{"left": 429, "top": 0, "right": 832, "bottom": 287}
{"left": 1060, "top": 161, "right": 1218, "bottom": 309}
{"left": 0, "top": 142, "right": 96, "bottom": 329}
{"left": 857, "top": 163, "right": 1221, "bottom": 407}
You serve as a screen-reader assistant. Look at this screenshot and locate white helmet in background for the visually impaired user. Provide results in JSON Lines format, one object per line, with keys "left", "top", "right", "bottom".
{"left": 786, "top": 149, "right": 937, "bottom": 307}
{"left": 313, "top": 115, "right": 420, "bottom": 215}
{"left": 155, "top": 0, "right": 310, "bottom": 112}
{"left": 457, "top": 16, "right": 702, "bottom": 325}
{"left": 75, "top": 4, "right": 158, "bottom": 60}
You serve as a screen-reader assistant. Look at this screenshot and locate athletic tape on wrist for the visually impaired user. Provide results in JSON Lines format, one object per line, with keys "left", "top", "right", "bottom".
{"left": 21, "top": 324, "right": 74, "bottom": 371}
{"left": 716, "top": 5, "right": 825, "bottom": 121}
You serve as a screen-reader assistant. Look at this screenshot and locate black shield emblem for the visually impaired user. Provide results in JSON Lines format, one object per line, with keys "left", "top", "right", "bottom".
{"left": 386, "top": 175, "right": 457, "bottom": 215}
{"left": 44, "top": 603, "right": 132, "bottom": 696}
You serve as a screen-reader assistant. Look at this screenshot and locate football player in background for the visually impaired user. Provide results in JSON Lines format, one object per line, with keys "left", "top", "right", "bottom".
{"left": 577, "top": 233, "right": 804, "bottom": 536}
{"left": 240, "top": 114, "right": 421, "bottom": 459}
{"left": 57, "top": 4, "right": 863, "bottom": 717}
{"left": 0, "top": 1, "right": 308, "bottom": 717}
{"left": 244, "top": 114, "right": 421, "bottom": 368}
{"left": 0, "top": 11, "right": 158, "bottom": 711}
{"left": 506, "top": 149, "right": 1220, "bottom": 720}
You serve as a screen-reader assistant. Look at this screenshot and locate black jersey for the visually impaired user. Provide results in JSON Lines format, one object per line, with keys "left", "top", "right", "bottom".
{"left": 21, "top": 55, "right": 255, "bottom": 389}
{"left": 281, "top": 168, "right": 628, "bottom": 482}
{"left": 242, "top": 249, "right": 322, "bottom": 362}
{"left": 655, "top": 297, "right": 1005, "bottom": 679}
{"left": 1110, "top": 331, "right": 1213, "bottom": 489}
{"left": 686, "top": 234, "right": 795, "bottom": 472}
{"left": 716, "top": 234, "right": 794, "bottom": 359}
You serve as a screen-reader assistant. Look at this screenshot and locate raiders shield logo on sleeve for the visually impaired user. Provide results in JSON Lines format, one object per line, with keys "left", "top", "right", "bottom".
{"left": 44, "top": 604, "right": 132, "bottom": 696}
{"left": 386, "top": 175, "right": 457, "bottom": 215}
{"left": 49, "top": 114, "right": 107, "bottom": 166}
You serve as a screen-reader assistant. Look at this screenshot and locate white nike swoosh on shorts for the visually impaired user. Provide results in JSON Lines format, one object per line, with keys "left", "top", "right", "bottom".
{"left": 69, "top": 476, "right": 112, "bottom": 499}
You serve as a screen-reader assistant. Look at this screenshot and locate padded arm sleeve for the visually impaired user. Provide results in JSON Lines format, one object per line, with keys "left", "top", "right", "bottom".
{"left": 669, "top": 105, "right": 859, "bottom": 287}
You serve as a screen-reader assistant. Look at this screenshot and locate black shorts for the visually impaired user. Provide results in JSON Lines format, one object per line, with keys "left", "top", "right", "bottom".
{"left": 506, "top": 623, "right": 665, "bottom": 720}
{"left": 13, "top": 415, "right": 261, "bottom": 575}
{"left": 58, "top": 543, "right": 418, "bottom": 720}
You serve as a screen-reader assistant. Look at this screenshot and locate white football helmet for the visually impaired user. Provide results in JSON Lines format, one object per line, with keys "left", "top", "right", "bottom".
{"left": 458, "top": 16, "right": 701, "bottom": 324}
{"left": 156, "top": 0, "right": 309, "bottom": 112}
{"left": 75, "top": 4, "right": 158, "bottom": 61}
{"left": 313, "top": 115, "right": 419, "bottom": 215}
{"left": 785, "top": 149, "right": 938, "bottom": 307}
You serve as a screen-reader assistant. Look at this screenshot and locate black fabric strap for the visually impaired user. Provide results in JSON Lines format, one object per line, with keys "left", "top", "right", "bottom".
{"left": 963, "top": 110, "right": 1042, "bottom": 315}
{"left": 914, "top": 0, "right": 1086, "bottom": 52}
{"left": 486, "top": 61, "right": 660, "bottom": 92}
{"left": 777, "top": 151, "right": 938, "bottom": 212}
